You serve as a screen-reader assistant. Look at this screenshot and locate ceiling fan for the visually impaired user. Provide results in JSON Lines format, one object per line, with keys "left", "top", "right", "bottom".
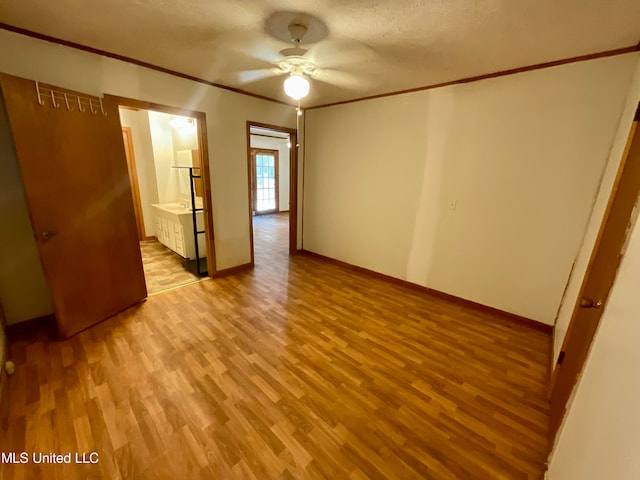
{"left": 233, "top": 11, "right": 375, "bottom": 100}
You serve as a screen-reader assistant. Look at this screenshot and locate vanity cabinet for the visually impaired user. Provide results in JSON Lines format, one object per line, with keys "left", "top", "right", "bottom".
{"left": 152, "top": 204, "right": 206, "bottom": 260}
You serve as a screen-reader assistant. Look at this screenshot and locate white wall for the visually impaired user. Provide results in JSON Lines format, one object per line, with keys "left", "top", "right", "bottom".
{"left": 547, "top": 192, "right": 640, "bottom": 480}
{"left": 250, "top": 134, "right": 290, "bottom": 211}
{"left": 148, "top": 110, "right": 179, "bottom": 204}
{"left": 304, "top": 54, "right": 638, "bottom": 325}
{"left": 552, "top": 58, "right": 640, "bottom": 360}
{"left": 118, "top": 108, "right": 159, "bottom": 236}
{"left": 0, "top": 29, "right": 297, "bottom": 272}
{"left": 171, "top": 117, "right": 198, "bottom": 151}
{"left": 0, "top": 94, "right": 54, "bottom": 324}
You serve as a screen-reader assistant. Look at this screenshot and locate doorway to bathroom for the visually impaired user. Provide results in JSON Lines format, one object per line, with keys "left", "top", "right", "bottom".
{"left": 111, "top": 96, "right": 216, "bottom": 294}
{"left": 246, "top": 122, "right": 298, "bottom": 267}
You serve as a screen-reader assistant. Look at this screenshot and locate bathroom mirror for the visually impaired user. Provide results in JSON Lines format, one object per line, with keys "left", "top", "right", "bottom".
{"left": 171, "top": 116, "right": 202, "bottom": 207}
{"left": 175, "top": 150, "right": 203, "bottom": 207}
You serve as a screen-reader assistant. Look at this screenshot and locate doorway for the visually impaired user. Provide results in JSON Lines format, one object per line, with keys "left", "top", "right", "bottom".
{"left": 549, "top": 105, "right": 640, "bottom": 442}
{"left": 246, "top": 122, "right": 298, "bottom": 265}
{"left": 112, "top": 96, "right": 216, "bottom": 294}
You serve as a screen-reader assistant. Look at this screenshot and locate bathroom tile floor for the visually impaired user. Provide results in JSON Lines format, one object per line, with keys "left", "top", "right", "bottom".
{"left": 139, "top": 239, "right": 201, "bottom": 294}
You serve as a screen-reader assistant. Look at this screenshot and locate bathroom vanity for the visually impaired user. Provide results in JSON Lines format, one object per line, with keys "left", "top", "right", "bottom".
{"left": 151, "top": 203, "right": 206, "bottom": 260}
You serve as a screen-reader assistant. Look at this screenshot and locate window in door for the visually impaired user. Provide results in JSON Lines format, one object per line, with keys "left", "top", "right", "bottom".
{"left": 252, "top": 148, "right": 279, "bottom": 214}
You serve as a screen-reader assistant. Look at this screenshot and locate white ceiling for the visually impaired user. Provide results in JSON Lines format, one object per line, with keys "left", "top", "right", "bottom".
{"left": 1, "top": 1, "right": 639, "bottom": 107}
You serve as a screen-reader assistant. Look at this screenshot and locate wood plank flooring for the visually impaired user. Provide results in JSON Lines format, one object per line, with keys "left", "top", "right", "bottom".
{"left": 139, "top": 240, "right": 200, "bottom": 294}
{"left": 0, "top": 213, "right": 550, "bottom": 479}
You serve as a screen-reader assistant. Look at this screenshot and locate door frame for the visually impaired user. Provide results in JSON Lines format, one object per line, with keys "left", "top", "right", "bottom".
{"left": 121, "top": 125, "right": 147, "bottom": 240}
{"left": 246, "top": 121, "right": 298, "bottom": 261}
{"left": 250, "top": 147, "right": 280, "bottom": 215}
{"left": 548, "top": 105, "right": 640, "bottom": 442}
{"left": 108, "top": 95, "right": 217, "bottom": 277}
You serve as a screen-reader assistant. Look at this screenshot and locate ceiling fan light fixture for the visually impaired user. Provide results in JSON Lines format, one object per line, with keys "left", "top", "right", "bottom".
{"left": 284, "top": 73, "right": 310, "bottom": 100}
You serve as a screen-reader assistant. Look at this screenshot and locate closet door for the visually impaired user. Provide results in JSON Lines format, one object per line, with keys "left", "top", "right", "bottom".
{"left": 0, "top": 74, "right": 146, "bottom": 337}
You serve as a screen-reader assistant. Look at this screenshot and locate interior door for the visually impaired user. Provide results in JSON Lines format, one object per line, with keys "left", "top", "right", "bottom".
{"left": 251, "top": 148, "right": 279, "bottom": 214}
{"left": 549, "top": 110, "right": 640, "bottom": 439}
{"left": 0, "top": 74, "right": 147, "bottom": 337}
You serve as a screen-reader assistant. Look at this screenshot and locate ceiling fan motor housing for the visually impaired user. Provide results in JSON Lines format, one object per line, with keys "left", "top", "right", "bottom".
{"left": 278, "top": 56, "right": 319, "bottom": 77}
{"left": 288, "top": 23, "right": 308, "bottom": 44}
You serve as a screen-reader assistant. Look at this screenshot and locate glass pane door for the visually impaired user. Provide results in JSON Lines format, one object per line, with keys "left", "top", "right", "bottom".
{"left": 254, "top": 150, "right": 278, "bottom": 213}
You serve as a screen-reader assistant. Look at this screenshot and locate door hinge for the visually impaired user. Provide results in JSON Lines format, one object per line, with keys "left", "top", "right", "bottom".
{"left": 557, "top": 351, "right": 566, "bottom": 365}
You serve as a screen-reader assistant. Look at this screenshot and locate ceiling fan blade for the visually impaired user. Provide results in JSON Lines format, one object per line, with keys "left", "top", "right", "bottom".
{"left": 214, "top": 31, "right": 285, "bottom": 64}
{"left": 249, "top": 43, "right": 284, "bottom": 64}
{"left": 237, "top": 68, "right": 283, "bottom": 84}
{"left": 306, "top": 37, "right": 377, "bottom": 69}
{"left": 313, "top": 69, "right": 373, "bottom": 90}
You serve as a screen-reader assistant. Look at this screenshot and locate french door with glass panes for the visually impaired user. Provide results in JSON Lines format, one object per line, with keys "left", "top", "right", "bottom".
{"left": 251, "top": 148, "right": 279, "bottom": 214}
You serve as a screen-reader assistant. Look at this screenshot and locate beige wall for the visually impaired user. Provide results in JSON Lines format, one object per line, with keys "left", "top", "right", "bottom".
{"left": 304, "top": 54, "right": 638, "bottom": 324}
{"left": 0, "top": 29, "right": 297, "bottom": 273}
{"left": 0, "top": 93, "right": 54, "bottom": 324}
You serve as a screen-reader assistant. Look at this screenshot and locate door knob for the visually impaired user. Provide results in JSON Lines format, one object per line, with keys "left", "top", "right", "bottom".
{"left": 580, "top": 297, "right": 602, "bottom": 309}
{"left": 40, "top": 231, "right": 57, "bottom": 241}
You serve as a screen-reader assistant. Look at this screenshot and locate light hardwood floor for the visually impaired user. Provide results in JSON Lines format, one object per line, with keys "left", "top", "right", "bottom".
{"left": 0, "top": 213, "right": 550, "bottom": 479}
{"left": 139, "top": 240, "right": 201, "bottom": 294}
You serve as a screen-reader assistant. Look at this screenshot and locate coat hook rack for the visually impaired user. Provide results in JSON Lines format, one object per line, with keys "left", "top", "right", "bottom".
{"left": 35, "top": 81, "right": 45, "bottom": 106}
{"left": 63, "top": 93, "right": 73, "bottom": 111}
{"left": 34, "top": 80, "right": 107, "bottom": 116}
{"left": 49, "top": 89, "right": 60, "bottom": 108}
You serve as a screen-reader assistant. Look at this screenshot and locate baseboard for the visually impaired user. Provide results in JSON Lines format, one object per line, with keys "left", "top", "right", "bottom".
{"left": 6, "top": 314, "right": 57, "bottom": 341}
{"left": 211, "top": 262, "right": 253, "bottom": 278}
{"left": 299, "top": 249, "right": 553, "bottom": 334}
{"left": 143, "top": 235, "right": 158, "bottom": 241}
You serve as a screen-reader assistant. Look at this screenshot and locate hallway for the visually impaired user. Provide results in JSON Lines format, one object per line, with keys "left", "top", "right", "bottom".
{"left": 253, "top": 212, "right": 290, "bottom": 268}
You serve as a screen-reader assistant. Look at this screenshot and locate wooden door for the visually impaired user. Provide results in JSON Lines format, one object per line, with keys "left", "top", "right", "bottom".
{"left": 251, "top": 148, "right": 279, "bottom": 214}
{"left": 122, "top": 127, "right": 146, "bottom": 240}
{"left": 0, "top": 74, "right": 147, "bottom": 337}
{"left": 549, "top": 109, "right": 640, "bottom": 439}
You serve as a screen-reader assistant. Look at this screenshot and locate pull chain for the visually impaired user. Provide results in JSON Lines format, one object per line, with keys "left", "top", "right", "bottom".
{"left": 296, "top": 100, "right": 302, "bottom": 148}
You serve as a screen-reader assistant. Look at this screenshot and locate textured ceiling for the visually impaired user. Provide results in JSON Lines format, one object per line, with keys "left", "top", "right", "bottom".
{"left": 1, "top": 0, "right": 639, "bottom": 107}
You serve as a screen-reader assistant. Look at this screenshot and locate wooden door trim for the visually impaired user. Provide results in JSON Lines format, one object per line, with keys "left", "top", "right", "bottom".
{"left": 246, "top": 121, "right": 298, "bottom": 264}
{"left": 250, "top": 147, "right": 280, "bottom": 215}
{"left": 121, "top": 127, "right": 146, "bottom": 240}
{"left": 548, "top": 111, "right": 640, "bottom": 442}
{"left": 106, "top": 95, "right": 217, "bottom": 276}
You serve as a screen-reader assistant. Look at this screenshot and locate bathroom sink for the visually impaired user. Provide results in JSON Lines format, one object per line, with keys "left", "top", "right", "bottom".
{"left": 152, "top": 203, "right": 192, "bottom": 213}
